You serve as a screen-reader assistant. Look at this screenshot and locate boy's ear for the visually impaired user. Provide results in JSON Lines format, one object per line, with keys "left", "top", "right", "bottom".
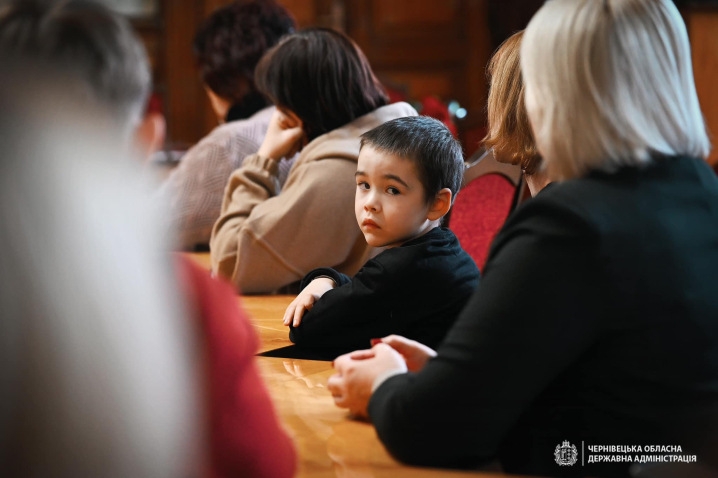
{"left": 427, "top": 188, "right": 452, "bottom": 221}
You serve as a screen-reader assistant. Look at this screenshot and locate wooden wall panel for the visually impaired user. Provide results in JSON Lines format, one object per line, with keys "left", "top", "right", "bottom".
{"left": 378, "top": 70, "right": 457, "bottom": 102}
{"left": 145, "top": 0, "right": 325, "bottom": 147}
{"left": 688, "top": 9, "right": 718, "bottom": 165}
{"left": 144, "top": 0, "right": 492, "bottom": 150}
{"left": 164, "top": 0, "right": 206, "bottom": 148}
{"left": 347, "top": 0, "right": 492, "bottom": 154}
{"left": 373, "top": 0, "right": 459, "bottom": 29}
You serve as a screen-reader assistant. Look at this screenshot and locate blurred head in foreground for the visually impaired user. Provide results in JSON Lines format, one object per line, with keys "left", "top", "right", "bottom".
{"left": 0, "top": 0, "right": 164, "bottom": 158}
{"left": 521, "top": 0, "right": 711, "bottom": 180}
{"left": 483, "top": 30, "right": 548, "bottom": 196}
{"left": 0, "top": 65, "right": 201, "bottom": 477}
{"left": 0, "top": 5, "right": 202, "bottom": 475}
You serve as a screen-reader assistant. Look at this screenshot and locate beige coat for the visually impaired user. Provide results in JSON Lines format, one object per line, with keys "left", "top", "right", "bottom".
{"left": 210, "top": 102, "right": 418, "bottom": 293}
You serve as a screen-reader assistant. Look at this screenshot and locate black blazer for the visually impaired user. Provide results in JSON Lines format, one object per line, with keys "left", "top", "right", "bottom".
{"left": 289, "top": 227, "right": 480, "bottom": 355}
{"left": 369, "top": 157, "right": 718, "bottom": 478}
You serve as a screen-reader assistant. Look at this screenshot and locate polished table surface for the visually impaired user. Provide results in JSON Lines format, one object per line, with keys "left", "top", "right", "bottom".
{"left": 184, "top": 253, "right": 294, "bottom": 353}
{"left": 184, "top": 253, "right": 522, "bottom": 477}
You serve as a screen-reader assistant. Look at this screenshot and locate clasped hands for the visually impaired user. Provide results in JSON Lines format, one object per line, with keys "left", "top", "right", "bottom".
{"left": 327, "top": 336, "right": 438, "bottom": 418}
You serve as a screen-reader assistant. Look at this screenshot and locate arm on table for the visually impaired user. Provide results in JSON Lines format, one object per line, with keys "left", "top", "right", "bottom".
{"left": 289, "top": 260, "right": 395, "bottom": 348}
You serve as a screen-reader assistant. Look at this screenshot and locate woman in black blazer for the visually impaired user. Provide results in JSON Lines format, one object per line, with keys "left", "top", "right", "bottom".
{"left": 326, "top": 1, "right": 718, "bottom": 477}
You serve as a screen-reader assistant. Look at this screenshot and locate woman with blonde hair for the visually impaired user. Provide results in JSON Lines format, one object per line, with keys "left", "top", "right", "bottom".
{"left": 324, "top": 1, "right": 718, "bottom": 476}
{"left": 483, "top": 30, "right": 548, "bottom": 196}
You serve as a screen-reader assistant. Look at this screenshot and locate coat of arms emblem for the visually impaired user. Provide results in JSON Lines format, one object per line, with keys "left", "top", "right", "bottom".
{"left": 554, "top": 440, "right": 578, "bottom": 466}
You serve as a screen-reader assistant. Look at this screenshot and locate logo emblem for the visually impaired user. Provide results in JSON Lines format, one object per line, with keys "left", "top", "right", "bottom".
{"left": 555, "top": 441, "right": 578, "bottom": 466}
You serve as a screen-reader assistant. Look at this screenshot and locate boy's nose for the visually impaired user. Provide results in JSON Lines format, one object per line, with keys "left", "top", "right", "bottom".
{"left": 364, "top": 199, "right": 380, "bottom": 213}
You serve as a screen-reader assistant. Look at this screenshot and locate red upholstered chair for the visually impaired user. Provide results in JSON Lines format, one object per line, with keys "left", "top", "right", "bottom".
{"left": 449, "top": 150, "right": 521, "bottom": 270}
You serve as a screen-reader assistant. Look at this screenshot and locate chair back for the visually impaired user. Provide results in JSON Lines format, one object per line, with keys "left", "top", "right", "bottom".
{"left": 450, "top": 171, "right": 517, "bottom": 270}
{"left": 463, "top": 148, "right": 522, "bottom": 186}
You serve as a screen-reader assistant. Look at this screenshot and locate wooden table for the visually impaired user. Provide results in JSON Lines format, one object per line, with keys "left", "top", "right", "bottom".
{"left": 185, "top": 253, "right": 295, "bottom": 353}
{"left": 184, "top": 253, "right": 517, "bottom": 477}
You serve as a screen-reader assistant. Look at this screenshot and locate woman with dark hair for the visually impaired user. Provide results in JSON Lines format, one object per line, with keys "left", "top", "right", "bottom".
{"left": 156, "top": 0, "right": 296, "bottom": 250}
{"left": 210, "top": 28, "right": 416, "bottom": 293}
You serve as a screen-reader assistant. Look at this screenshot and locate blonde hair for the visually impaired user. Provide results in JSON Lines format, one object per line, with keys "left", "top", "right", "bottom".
{"left": 483, "top": 31, "right": 541, "bottom": 175}
{"left": 521, "top": 0, "right": 711, "bottom": 180}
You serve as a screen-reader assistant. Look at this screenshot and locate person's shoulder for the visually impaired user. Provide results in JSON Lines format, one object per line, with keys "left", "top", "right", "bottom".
{"left": 210, "top": 106, "right": 273, "bottom": 142}
{"left": 527, "top": 156, "right": 716, "bottom": 233}
{"left": 378, "top": 228, "right": 476, "bottom": 274}
{"left": 502, "top": 181, "right": 600, "bottom": 241}
{"left": 296, "top": 103, "right": 419, "bottom": 164}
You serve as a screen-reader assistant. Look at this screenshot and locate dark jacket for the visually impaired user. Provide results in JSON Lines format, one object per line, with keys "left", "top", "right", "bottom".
{"left": 369, "top": 157, "right": 718, "bottom": 478}
{"left": 289, "top": 227, "right": 480, "bottom": 354}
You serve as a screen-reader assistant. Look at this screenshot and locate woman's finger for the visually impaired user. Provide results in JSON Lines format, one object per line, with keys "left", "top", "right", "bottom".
{"left": 380, "top": 335, "right": 415, "bottom": 354}
{"left": 327, "top": 373, "right": 345, "bottom": 401}
{"left": 284, "top": 125, "right": 305, "bottom": 143}
{"left": 332, "top": 353, "right": 355, "bottom": 375}
{"left": 282, "top": 109, "right": 303, "bottom": 129}
{"left": 347, "top": 349, "right": 375, "bottom": 361}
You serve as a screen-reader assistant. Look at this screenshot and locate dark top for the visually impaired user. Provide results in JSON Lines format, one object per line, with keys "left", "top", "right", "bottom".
{"left": 368, "top": 157, "right": 718, "bottom": 478}
{"left": 289, "top": 227, "right": 480, "bottom": 354}
{"left": 225, "top": 91, "right": 268, "bottom": 123}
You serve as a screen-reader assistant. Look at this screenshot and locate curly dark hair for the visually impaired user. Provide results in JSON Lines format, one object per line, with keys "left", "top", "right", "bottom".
{"left": 193, "top": 0, "right": 296, "bottom": 103}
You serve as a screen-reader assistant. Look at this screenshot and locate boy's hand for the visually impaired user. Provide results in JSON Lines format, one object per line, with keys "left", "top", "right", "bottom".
{"left": 283, "top": 277, "right": 335, "bottom": 327}
{"left": 258, "top": 109, "right": 306, "bottom": 161}
{"left": 374, "top": 335, "right": 437, "bottom": 372}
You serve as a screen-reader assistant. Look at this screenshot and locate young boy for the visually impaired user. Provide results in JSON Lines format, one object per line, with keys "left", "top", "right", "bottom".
{"left": 284, "top": 116, "right": 480, "bottom": 355}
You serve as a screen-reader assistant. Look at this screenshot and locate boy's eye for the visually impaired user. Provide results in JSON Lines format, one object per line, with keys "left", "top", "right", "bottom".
{"left": 357, "top": 182, "right": 370, "bottom": 190}
{"left": 387, "top": 187, "right": 400, "bottom": 195}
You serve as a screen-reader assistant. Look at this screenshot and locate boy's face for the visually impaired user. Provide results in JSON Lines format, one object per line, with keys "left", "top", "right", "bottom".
{"left": 355, "top": 146, "right": 434, "bottom": 248}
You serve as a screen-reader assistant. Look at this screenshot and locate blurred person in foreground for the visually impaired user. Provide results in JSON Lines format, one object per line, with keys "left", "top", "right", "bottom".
{"left": 0, "top": 2, "right": 296, "bottom": 477}
{"left": 324, "top": 1, "right": 718, "bottom": 477}
{"left": 0, "top": 65, "right": 200, "bottom": 478}
{"left": 155, "top": 0, "right": 297, "bottom": 250}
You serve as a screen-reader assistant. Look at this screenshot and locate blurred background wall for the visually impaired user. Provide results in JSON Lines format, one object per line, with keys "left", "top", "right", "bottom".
{"left": 120, "top": 0, "right": 718, "bottom": 163}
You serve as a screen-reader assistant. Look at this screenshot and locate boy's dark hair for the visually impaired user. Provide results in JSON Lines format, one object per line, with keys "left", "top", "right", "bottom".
{"left": 360, "top": 116, "right": 465, "bottom": 205}
{"left": 255, "top": 27, "right": 389, "bottom": 141}
{"left": 193, "top": 0, "right": 296, "bottom": 104}
{"left": 0, "top": 0, "right": 150, "bottom": 133}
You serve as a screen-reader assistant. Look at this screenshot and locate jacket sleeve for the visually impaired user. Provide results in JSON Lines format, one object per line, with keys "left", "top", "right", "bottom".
{"left": 177, "top": 257, "right": 296, "bottom": 478}
{"left": 367, "top": 201, "right": 604, "bottom": 468}
{"left": 301, "top": 267, "right": 352, "bottom": 289}
{"left": 210, "top": 154, "right": 364, "bottom": 294}
{"left": 289, "top": 259, "right": 395, "bottom": 348}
